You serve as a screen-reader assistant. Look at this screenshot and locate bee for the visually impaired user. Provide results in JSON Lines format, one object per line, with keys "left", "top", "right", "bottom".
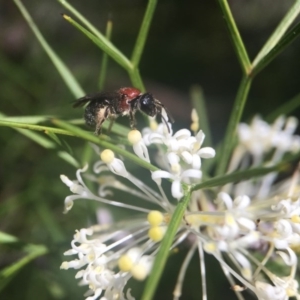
{"left": 73, "top": 87, "right": 174, "bottom": 135}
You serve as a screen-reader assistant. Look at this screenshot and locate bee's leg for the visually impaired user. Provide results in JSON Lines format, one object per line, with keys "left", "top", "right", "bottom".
{"left": 94, "top": 107, "right": 109, "bottom": 135}
{"left": 107, "top": 118, "right": 115, "bottom": 133}
{"left": 95, "top": 120, "right": 105, "bottom": 135}
{"left": 129, "top": 111, "right": 137, "bottom": 129}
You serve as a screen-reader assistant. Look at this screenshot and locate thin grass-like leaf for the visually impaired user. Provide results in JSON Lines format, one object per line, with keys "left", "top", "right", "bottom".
{"left": 217, "top": 0, "right": 251, "bottom": 74}
{"left": 0, "top": 115, "right": 52, "bottom": 124}
{"left": 266, "top": 93, "right": 300, "bottom": 122}
{"left": 251, "top": 22, "right": 300, "bottom": 77}
{"left": 62, "top": 14, "right": 132, "bottom": 71}
{"left": 131, "top": 0, "right": 157, "bottom": 68}
{"left": 0, "top": 119, "right": 72, "bottom": 136}
{"left": 0, "top": 243, "right": 48, "bottom": 291}
{"left": 99, "top": 18, "right": 113, "bottom": 90}
{"left": 13, "top": 0, "right": 84, "bottom": 98}
{"left": 0, "top": 232, "right": 18, "bottom": 244}
{"left": 53, "top": 119, "right": 158, "bottom": 171}
{"left": 58, "top": 151, "right": 80, "bottom": 168}
{"left": 193, "top": 156, "right": 297, "bottom": 192}
{"left": 252, "top": 0, "right": 300, "bottom": 67}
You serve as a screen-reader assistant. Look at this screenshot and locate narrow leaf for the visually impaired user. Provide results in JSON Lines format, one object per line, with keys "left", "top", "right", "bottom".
{"left": 99, "top": 18, "right": 113, "bottom": 90}
{"left": 131, "top": 0, "right": 157, "bottom": 67}
{"left": 217, "top": 0, "right": 251, "bottom": 74}
{"left": 252, "top": 0, "right": 300, "bottom": 67}
{"left": 13, "top": 0, "right": 84, "bottom": 98}
{"left": 251, "top": 22, "right": 300, "bottom": 77}
{"left": 62, "top": 14, "right": 132, "bottom": 71}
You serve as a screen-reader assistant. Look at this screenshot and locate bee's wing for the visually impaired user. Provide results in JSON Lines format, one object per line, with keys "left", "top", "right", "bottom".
{"left": 73, "top": 92, "right": 119, "bottom": 108}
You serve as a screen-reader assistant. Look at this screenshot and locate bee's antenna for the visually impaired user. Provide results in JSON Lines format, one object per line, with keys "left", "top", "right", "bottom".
{"left": 160, "top": 113, "right": 172, "bottom": 134}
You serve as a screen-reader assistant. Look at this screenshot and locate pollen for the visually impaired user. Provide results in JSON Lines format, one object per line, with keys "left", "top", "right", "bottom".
{"left": 204, "top": 242, "right": 217, "bottom": 253}
{"left": 190, "top": 122, "right": 199, "bottom": 133}
{"left": 118, "top": 254, "right": 133, "bottom": 272}
{"left": 291, "top": 215, "right": 300, "bottom": 223}
{"left": 148, "top": 226, "right": 165, "bottom": 242}
{"left": 128, "top": 130, "right": 142, "bottom": 144}
{"left": 100, "top": 149, "right": 115, "bottom": 163}
{"left": 149, "top": 119, "right": 158, "bottom": 131}
{"left": 147, "top": 210, "right": 164, "bottom": 226}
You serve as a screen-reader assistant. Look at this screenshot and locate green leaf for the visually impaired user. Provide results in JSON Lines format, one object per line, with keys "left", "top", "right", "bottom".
{"left": 16, "top": 128, "right": 56, "bottom": 149}
{"left": 131, "top": 0, "right": 157, "bottom": 68}
{"left": 62, "top": 14, "right": 132, "bottom": 71}
{"left": 0, "top": 232, "right": 18, "bottom": 244}
{"left": 217, "top": 0, "right": 251, "bottom": 74}
{"left": 13, "top": 0, "right": 84, "bottom": 98}
{"left": 99, "top": 18, "right": 113, "bottom": 90}
{"left": 251, "top": 22, "right": 300, "bottom": 77}
{"left": 252, "top": 0, "right": 300, "bottom": 67}
{"left": 52, "top": 119, "right": 159, "bottom": 172}
{"left": 266, "top": 93, "right": 300, "bottom": 122}
{"left": 0, "top": 115, "right": 52, "bottom": 124}
{"left": 58, "top": 151, "right": 80, "bottom": 168}
{"left": 193, "top": 157, "right": 297, "bottom": 192}
{"left": 0, "top": 243, "right": 48, "bottom": 291}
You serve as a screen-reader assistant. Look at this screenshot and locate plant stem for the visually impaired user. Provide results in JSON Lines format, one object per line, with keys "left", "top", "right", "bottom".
{"left": 141, "top": 188, "right": 191, "bottom": 300}
{"left": 215, "top": 75, "right": 252, "bottom": 175}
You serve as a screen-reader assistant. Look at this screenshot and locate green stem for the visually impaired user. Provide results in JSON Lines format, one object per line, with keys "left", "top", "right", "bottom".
{"left": 131, "top": 0, "right": 157, "bottom": 68}
{"left": 129, "top": 69, "right": 146, "bottom": 92}
{"left": 217, "top": 0, "right": 251, "bottom": 74}
{"left": 141, "top": 189, "right": 191, "bottom": 300}
{"left": 215, "top": 75, "right": 252, "bottom": 175}
{"left": 53, "top": 119, "right": 159, "bottom": 172}
{"left": 192, "top": 159, "right": 293, "bottom": 192}
{"left": 0, "top": 120, "right": 73, "bottom": 136}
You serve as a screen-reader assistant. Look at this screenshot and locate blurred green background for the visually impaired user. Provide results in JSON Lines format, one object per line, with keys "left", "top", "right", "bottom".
{"left": 1, "top": 0, "right": 300, "bottom": 299}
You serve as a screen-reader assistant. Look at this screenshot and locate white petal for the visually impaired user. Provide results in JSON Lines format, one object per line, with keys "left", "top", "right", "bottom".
{"left": 173, "top": 129, "right": 191, "bottom": 140}
{"left": 198, "top": 147, "right": 216, "bottom": 158}
{"left": 152, "top": 170, "right": 173, "bottom": 180}
{"left": 233, "top": 195, "right": 250, "bottom": 209}
{"left": 191, "top": 154, "right": 201, "bottom": 170}
{"left": 195, "top": 130, "right": 205, "bottom": 145}
{"left": 108, "top": 159, "right": 128, "bottom": 177}
{"left": 217, "top": 192, "right": 233, "bottom": 209}
{"left": 181, "top": 151, "right": 193, "bottom": 164}
{"left": 133, "top": 142, "right": 150, "bottom": 162}
{"left": 167, "top": 152, "right": 180, "bottom": 165}
{"left": 181, "top": 169, "right": 202, "bottom": 180}
{"left": 171, "top": 180, "right": 183, "bottom": 199}
{"left": 276, "top": 247, "right": 297, "bottom": 266}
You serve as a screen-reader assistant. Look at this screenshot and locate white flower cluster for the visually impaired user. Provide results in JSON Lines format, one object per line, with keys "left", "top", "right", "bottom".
{"left": 61, "top": 112, "right": 300, "bottom": 300}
